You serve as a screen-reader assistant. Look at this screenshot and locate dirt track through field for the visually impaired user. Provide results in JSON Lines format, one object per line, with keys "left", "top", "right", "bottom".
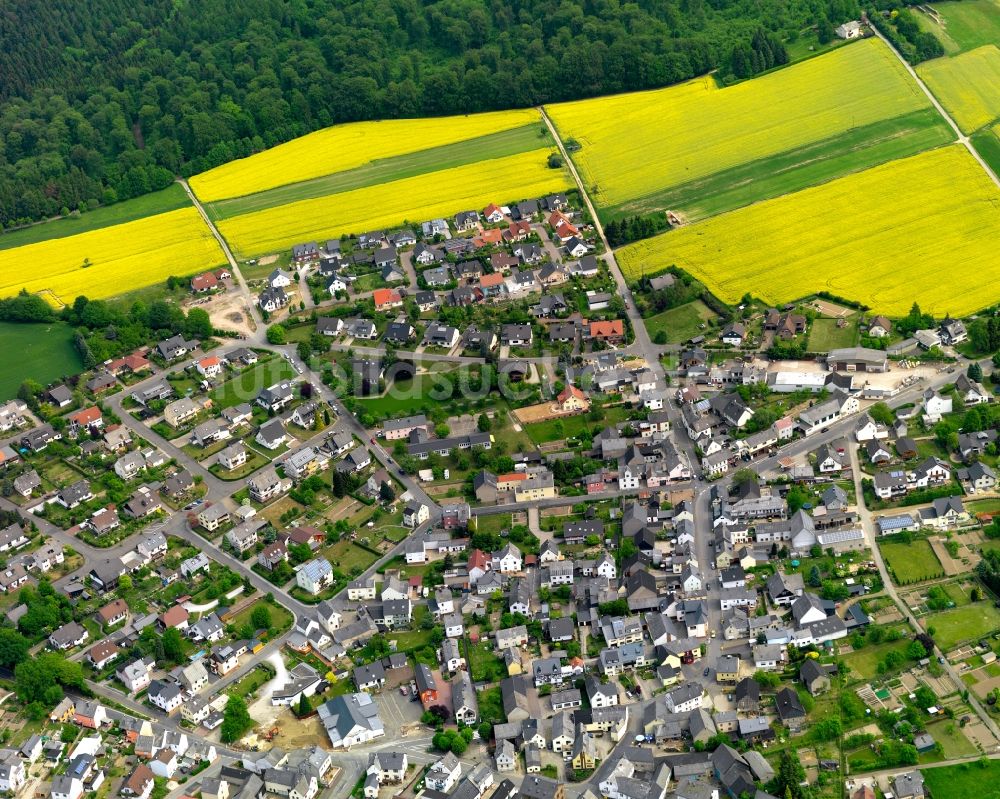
{"left": 930, "top": 536, "right": 966, "bottom": 576}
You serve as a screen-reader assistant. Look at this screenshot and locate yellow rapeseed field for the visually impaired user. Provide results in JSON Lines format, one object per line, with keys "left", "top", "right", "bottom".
{"left": 218, "top": 148, "right": 573, "bottom": 258}
{"left": 547, "top": 38, "right": 932, "bottom": 209}
{"left": 618, "top": 146, "right": 1000, "bottom": 317}
{"left": 190, "top": 108, "right": 542, "bottom": 203}
{"left": 0, "top": 208, "right": 225, "bottom": 303}
{"left": 918, "top": 45, "right": 1000, "bottom": 133}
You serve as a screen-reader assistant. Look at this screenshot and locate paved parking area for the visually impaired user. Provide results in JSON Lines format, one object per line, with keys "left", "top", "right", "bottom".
{"left": 378, "top": 683, "right": 426, "bottom": 735}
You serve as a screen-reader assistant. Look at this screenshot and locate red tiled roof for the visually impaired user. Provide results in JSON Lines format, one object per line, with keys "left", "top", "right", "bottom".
{"left": 548, "top": 210, "right": 572, "bottom": 228}
{"left": 71, "top": 406, "right": 102, "bottom": 425}
{"left": 558, "top": 385, "right": 586, "bottom": 402}
{"left": 590, "top": 320, "right": 624, "bottom": 338}
{"left": 89, "top": 640, "right": 119, "bottom": 662}
{"left": 467, "top": 549, "right": 489, "bottom": 570}
{"left": 159, "top": 605, "right": 190, "bottom": 628}
{"left": 191, "top": 272, "right": 218, "bottom": 290}
{"left": 555, "top": 221, "right": 579, "bottom": 239}
{"left": 475, "top": 229, "right": 503, "bottom": 246}
{"left": 123, "top": 353, "right": 150, "bottom": 370}
{"left": 98, "top": 599, "right": 128, "bottom": 622}
{"left": 373, "top": 288, "right": 401, "bottom": 307}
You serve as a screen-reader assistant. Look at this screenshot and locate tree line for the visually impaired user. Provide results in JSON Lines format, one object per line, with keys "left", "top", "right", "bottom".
{"left": 0, "top": 0, "right": 859, "bottom": 229}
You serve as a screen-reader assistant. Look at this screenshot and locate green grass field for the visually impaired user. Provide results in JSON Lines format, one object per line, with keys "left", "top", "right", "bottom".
{"left": 355, "top": 369, "right": 466, "bottom": 421}
{"left": 922, "top": 750, "right": 1000, "bottom": 799}
{"left": 841, "top": 637, "right": 911, "bottom": 679}
{"left": 323, "top": 539, "right": 379, "bottom": 574}
{"left": 942, "top": 581, "right": 974, "bottom": 607}
{"left": 606, "top": 109, "right": 955, "bottom": 223}
{"left": 474, "top": 513, "right": 513, "bottom": 535}
{"left": 467, "top": 639, "right": 508, "bottom": 681}
{"left": 227, "top": 599, "right": 294, "bottom": 637}
{"left": 643, "top": 299, "right": 718, "bottom": 344}
{"left": 524, "top": 406, "right": 630, "bottom": 444}
{"left": 807, "top": 315, "right": 859, "bottom": 352}
{"left": 206, "top": 124, "right": 550, "bottom": 221}
{"left": 918, "top": 0, "right": 1000, "bottom": 54}
{"left": 228, "top": 665, "right": 273, "bottom": 699}
{"left": 967, "top": 497, "right": 1000, "bottom": 515}
{"left": 0, "top": 321, "right": 83, "bottom": 399}
{"left": 925, "top": 601, "right": 1000, "bottom": 650}
{"left": 0, "top": 184, "right": 190, "bottom": 251}
{"left": 387, "top": 605, "right": 434, "bottom": 652}
{"left": 972, "top": 127, "right": 1000, "bottom": 177}
{"left": 921, "top": 718, "right": 979, "bottom": 761}
{"left": 784, "top": 30, "right": 850, "bottom": 63}
{"left": 880, "top": 538, "right": 944, "bottom": 584}
{"left": 210, "top": 358, "right": 294, "bottom": 409}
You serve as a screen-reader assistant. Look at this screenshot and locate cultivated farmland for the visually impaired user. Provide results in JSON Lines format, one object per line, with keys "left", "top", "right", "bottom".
{"left": 190, "top": 108, "right": 541, "bottom": 202}
{"left": 0, "top": 184, "right": 191, "bottom": 251}
{"left": 0, "top": 207, "right": 226, "bottom": 303}
{"left": 973, "top": 124, "right": 1000, "bottom": 175}
{"left": 916, "top": 0, "right": 1000, "bottom": 54}
{"left": 218, "top": 148, "right": 573, "bottom": 258}
{"left": 918, "top": 45, "right": 1000, "bottom": 133}
{"left": 617, "top": 146, "right": 1000, "bottom": 316}
{"left": 205, "top": 124, "right": 554, "bottom": 221}
{"left": 546, "top": 39, "right": 940, "bottom": 219}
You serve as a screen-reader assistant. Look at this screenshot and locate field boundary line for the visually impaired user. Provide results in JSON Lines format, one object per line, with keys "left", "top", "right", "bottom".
{"left": 178, "top": 177, "right": 262, "bottom": 330}
{"left": 869, "top": 24, "right": 1000, "bottom": 188}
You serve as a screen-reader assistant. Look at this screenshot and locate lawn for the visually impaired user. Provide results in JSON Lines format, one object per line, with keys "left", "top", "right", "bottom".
{"left": 209, "top": 450, "right": 269, "bottom": 480}
{"left": 227, "top": 598, "right": 294, "bottom": 637}
{"left": 351, "top": 508, "right": 408, "bottom": 545}
{"left": 0, "top": 184, "right": 190, "bottom": 251}
{"left": 922, "top": 718, "right": 979, "bottom": 760}
{"left": 474, "top": 513, "right": 513, "bottom": 535}
{"left": 322, "top": 539, "right": 379, "bottom": 574}
{"left": 967, "top": 498, "right": 1000, "bottom": 515}
{"left": 354, "top": 370, "right": 464, "bottom": 421}
{"left": 922, "top": 755, "right": 1000, "bottom": 799}
{"left": 491, "top": 416, "right": 535, "bottom": 452}
{"left": 925, "top": 601, "right": 1000, "bottom": 650}
{"left": 643, "top": 300, "right": 719, "bottom": 344}
{"left": 386, "top": 605, "right": 434, "bottom": 652}
{"left": 841, "top": 638, "right": 911, "bottom": 680}
{"left": 0, "top": 321, "right": 82, "bottom": 399}
{"left": 228, "top": 664, "right": 274, "bottom": 699}
{"left": 942, "top": 581, "right": 974, "bottom": 607}
{"left": 467, "top": 639, "right": 508, "bottom": 682}
{"left": 206, "top": 124, "right": 551, "bottom": 220}
{"left": 806, "top": 315, "right": 859, "bottom": 352}
{"left": 880, "top": 538, "right": 944, "bottom": 584}
{"left": 523, "top": 405, "right": 630, "bottom": 445}
{"left": 210, "top": 357, "right": 294, "bottom": 409}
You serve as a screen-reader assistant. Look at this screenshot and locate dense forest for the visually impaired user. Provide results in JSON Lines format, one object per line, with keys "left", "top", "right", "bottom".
{"left": 0, "top": 0, "right": 862, "bottom": 229}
